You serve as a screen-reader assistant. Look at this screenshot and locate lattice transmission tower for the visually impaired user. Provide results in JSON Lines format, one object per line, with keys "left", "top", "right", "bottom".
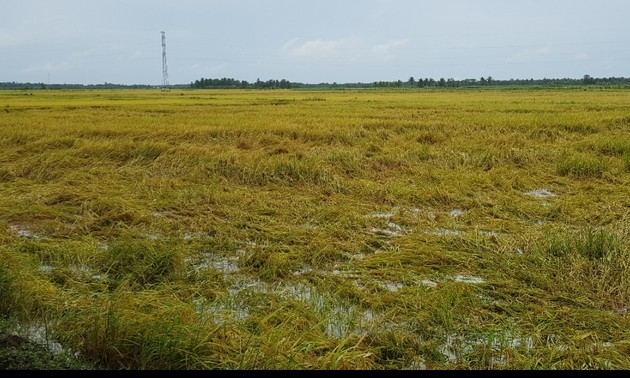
{"left": 161, "top": 31, "right": 169, "bottom": 91}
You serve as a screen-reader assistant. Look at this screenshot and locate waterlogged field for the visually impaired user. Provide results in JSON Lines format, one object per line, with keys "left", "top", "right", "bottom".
{"left": 1, "top": 88, "right": 630, "bottom": 369}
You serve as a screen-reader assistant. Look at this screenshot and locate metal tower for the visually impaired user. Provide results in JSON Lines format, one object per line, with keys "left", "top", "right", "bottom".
{"left": 161, "top": 31, "right": 169, "bottom": 91}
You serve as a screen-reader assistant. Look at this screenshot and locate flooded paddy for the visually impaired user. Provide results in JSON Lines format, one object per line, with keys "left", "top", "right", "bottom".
{"left": 1, "top": 88, "right": 630, "bottom": 369}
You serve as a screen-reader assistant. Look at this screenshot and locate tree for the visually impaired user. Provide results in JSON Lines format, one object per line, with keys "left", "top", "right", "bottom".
{"left": 583, "top": 74, "right": 596, "bottom": 85}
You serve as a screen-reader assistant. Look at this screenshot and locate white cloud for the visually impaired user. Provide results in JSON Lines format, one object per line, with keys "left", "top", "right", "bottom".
{"left": 0, "top": 26, "right": 52, "bottom": 49}
{"left": 371, "top": 39, "right": 408, "bottom": 61}
{"left": 22, "top": 61, "right": 72, "bottom": 74}
{"left": 283, "top": 38, "right": 361, "bottom": 59}
{"left": 506, "top": 46, "right": 553, "bottom": 63}
{"left": 574, "top": 53, "right": 590, "bottom": 61}
{"left": 282, "top": 37, "right": 408, "bottom": 62}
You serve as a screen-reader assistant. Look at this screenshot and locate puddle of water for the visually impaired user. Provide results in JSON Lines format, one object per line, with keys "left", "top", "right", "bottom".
{"left": 479, "top": 230, "right": 498, "bottom": 237}
{"left": 440, "top": 332, "right": 534, "bottom": 365}
{"left": 10, "top": 225, "right": 41, "bottom": 239}
{"left": 69, "top": 264, "right": 90, "bottom": 274}
{"left": 507, "top": 336, "right": 534, "bottom": 349}
{"left": 68, "top": 264, "right": 105, "bottom": 281}
{"left": 353, "top": 253, "right": 366, "bottom": 260}
{"left": 194, "top": 297, "right": 250, "bottom": 324}
{"left": 328, "top": 268, "right": 361, "bottom": 279}
{"left": 211, "top": 259, "right": 239, "bottom": 273}
{"left": 440, "top": 334, "right": 461, "bottom": 364}
{"left": 293, "top": 266, "right": 314, "bottom": 276}
{"left": 194, "top": 276, "right": 270, "bottom": 324}
{"left": 144, "top": 233, "right": 162, "bottom": 241}
{"left": 449, "top": 209, "right": 464, "bottom": 218}
{"left": 409, "top": 359, "right": 427, "bottom": 370}
{"left": 369, "top": 227, "right": 401, "bottom": 237}
{"left": 383, "top": 282, "right": 404, "bottom": 292}
{"left": 39, "top": 264, "right": 105, "bottom": 282}
{"left": 367, "top": 211, "right": 404, "bottom": 237}
{"left": 420, "top": 279, "right": 438, "bottom": 288}
{"left": 275, "top": 282, "right": 377, "bottom": 338}
{"left": 14, "top": 324, "right": 66, "bottom": 355}
{"left": 525, "top": 189, "right": 557, "bottom": 198}
{"left": 183, "top": 232, "right": 204, "bottom": 240}
{"left": 452, "top": 275, "right": 485, "bottom": 284}
{"left": 370, "top": 207, "right": 401, "bottom": 219}
{"left": 426, "top": 228, "right": 463, "bottom": 236}
{"left": 323, "top": 306, "right": 375, "bottom": 338}
{"left": 340, "top": 251, "right": 367, "bottom": 261}
{"left": 195, "top": 276, "right": 378, "bottom": 338}
{"left": 387, "top": 221, "right": 402, "bottom": 231}
{"left": 372, "top": 212, "right": 395, "bottom": 219}
{"left": 187, "top": 253, "right": 240, "bottom": 274}
{"left": 152, "top": 210, "right": 182, "bottom": 218}
{"left": 244, "top": 241, "right": 258, "bottom": 247}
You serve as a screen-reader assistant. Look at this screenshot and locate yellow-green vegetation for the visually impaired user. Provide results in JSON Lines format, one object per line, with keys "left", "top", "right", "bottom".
{"left": 1, "top": 88, "right": 630, "bottom": 370}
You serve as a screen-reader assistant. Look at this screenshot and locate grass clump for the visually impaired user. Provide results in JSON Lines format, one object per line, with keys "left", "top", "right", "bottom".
{"left": 556, "top": 153, "right": 608, "bottom": 178}
{"left": 102, "top": 238, "right": 184, "bottom": 287}
{"left": 522, "top": 226, "right": 630, "bottom": 308}
{"left": 0, "top": 319, "right": 99, "bottom": 370}
{"left": 623, "top": 151, "right": 630, "bottom": 172}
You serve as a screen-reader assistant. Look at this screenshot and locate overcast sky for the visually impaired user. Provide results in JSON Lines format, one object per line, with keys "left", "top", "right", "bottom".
{"left": 2, "top": 0, "right": 629, "bottom": 85}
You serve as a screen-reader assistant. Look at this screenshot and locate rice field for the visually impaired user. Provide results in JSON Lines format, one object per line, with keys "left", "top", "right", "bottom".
{"left": 1, "top": 88, "right": 630, "bottom": 370}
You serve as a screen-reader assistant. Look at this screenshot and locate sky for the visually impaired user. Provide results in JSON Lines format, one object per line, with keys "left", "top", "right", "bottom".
{"left": 2, "top": 0, "right": 629, "bottom": 85}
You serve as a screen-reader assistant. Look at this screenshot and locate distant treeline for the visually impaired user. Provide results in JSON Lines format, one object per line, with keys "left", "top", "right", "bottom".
{"left": 374, "top": 75, "right": 630, "bottom": 88}
{"left": 3, "top": 74, "right": 630, "bottom": 90}
{"left": 191, "top": 78, "right": 293, "bottom": 89}
{"left": 0, "top": 82, "right": 160, "bottom": 90}
{"left": 191, "top": 75, "right": 630, "bottom": 89}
